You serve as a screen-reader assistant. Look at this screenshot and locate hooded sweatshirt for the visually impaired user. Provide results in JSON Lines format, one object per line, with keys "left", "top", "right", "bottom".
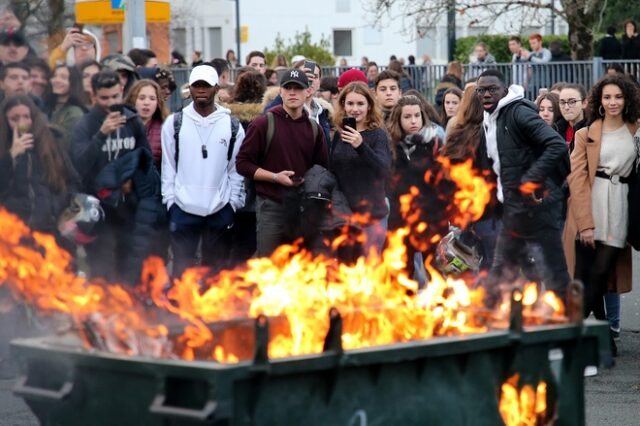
{"left": 71, "top": 104, "right": 150, "bottom": 193}
{"left": 161, "top": 102, "right": 246, "bottom": 216}
{"left": 236, "top": 105, "right": 328, "bottom": 203}
{"left": 483, "top": 84, "right": 525, "bottom": 203}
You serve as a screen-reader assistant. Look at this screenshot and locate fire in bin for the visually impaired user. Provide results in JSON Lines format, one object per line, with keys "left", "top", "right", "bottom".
{"left": 0, "top": 157, "right": 566, "bottom": 363}
{"left": 499, "top": 373, "right": 553, "bottom": 426}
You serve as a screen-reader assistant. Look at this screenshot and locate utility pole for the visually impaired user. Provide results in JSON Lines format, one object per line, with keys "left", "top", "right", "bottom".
{"left": 235, "top": 0, "right": 241, "bottom": 64}
{"left": 123, "top": 0, "right": 147, "bottom": 52}
{"left": 447, "top": 0, "right": 456, "bottom": 62}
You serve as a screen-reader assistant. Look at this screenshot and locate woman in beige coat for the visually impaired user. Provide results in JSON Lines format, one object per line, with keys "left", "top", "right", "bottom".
{"left": 562, "top": 74, "right": 640, "bottom": 356}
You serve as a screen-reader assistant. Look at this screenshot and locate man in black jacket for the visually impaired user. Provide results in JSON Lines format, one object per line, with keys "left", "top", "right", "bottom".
{"left": 71, "top": 69, "right": 152, "bottom": 283}
{"left": 477, "top": 70, "right": 570, "bottom": 297}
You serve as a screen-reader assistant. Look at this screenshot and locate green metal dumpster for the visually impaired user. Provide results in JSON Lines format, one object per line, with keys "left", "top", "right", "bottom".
{"left": 11, "top": 311, "right": 608, "bottom": 426}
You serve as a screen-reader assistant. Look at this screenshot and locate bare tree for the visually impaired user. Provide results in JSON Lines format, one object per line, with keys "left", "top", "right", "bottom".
{"left": 365, "top": 0, "right": 606, "bottom": 60}
{"left": 9, "top": 0, "right": 73, "bottom": 49}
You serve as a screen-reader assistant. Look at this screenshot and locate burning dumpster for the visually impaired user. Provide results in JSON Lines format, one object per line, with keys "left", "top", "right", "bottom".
{"left": 0, "top": 155, "right": 608, "bottom": 425}
{"left": 11, "top": 301, "right": 608, "bottom": 426}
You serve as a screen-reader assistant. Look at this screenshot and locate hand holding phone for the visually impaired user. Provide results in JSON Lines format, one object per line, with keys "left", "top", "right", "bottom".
{"left": 342, "top": 116, "right": 357, "bottom": 131}
{"left": 109, "top": 104, "right": 125, "bottom": 114}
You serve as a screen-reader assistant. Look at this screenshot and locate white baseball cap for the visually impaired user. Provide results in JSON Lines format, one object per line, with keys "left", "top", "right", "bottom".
{"left": 189, "top": 65, "right": 219, "bottom": 86}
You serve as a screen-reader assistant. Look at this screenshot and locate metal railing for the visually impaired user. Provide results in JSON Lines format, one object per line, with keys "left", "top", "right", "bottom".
{"left": 166, "top": 58, "right": 640, "bottom": 110}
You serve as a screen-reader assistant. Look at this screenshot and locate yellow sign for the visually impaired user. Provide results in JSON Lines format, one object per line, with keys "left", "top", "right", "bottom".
{"left": 241, "top": 26, "right": 248, "bottom": 43}
{"left": 75, "top": 0, "right": 170, "bottom": 24}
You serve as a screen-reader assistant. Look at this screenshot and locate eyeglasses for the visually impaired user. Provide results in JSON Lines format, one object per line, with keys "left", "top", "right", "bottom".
{"left": 559, "top": 98, "right": 582, "bottom": 107}
{"left": 475, "top": 86, "right": 501, "bottom": 95}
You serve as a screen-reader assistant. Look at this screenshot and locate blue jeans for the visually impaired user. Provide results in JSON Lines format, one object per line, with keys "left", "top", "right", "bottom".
{"left": 605, "top": 293, "right": 621, "bottom": 330}
{"left": 169, "top": 203, "right": 235, "bottom": 277}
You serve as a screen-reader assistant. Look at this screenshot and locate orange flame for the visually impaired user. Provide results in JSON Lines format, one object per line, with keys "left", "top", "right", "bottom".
{"left": 0, "top": 156, "right": 567, "bottom": 362}
{"left": 438, "top": 157, "right": 494, "bottom": 229}
{"left": 518, "top": 181, "right": 541, "bottom": 195}
{"left": 499, "top": 374, "right": 548, "bottom": 426}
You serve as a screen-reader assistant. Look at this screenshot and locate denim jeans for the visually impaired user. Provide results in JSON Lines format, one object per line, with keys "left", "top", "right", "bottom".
{"left": 604, "top": 293, "right": 621, "bottom": 331}
{"left": 168, "top": 203, "right": 235, "bottom": 277}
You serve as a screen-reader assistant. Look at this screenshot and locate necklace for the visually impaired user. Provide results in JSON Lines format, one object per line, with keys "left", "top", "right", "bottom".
{"left": 194, "top": 119, "right": 214, "bottom": 159}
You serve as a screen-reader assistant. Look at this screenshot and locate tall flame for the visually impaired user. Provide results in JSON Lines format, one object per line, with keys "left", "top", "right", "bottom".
{"left": 0, "top": 154, "right": 567, "bottom": 362}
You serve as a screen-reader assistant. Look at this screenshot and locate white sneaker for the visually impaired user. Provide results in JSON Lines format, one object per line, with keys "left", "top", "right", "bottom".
{"left": 584, "top": 366, "right": 598, "bottom": 377}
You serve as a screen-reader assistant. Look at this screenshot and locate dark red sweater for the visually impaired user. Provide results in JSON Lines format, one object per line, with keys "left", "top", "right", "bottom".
{"left": 236, "top": 105, "right": 328, "bottom": 202}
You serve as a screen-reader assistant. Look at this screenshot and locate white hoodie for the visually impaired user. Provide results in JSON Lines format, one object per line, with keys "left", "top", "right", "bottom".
{"left": 161, "top": 103, "right": 246, "bottom": 216}
{"left": 482, "top": 84, "right": 525, "bottom": 203}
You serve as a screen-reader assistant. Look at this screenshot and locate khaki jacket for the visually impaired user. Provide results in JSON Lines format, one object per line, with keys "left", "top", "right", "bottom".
{"left": 562, "top": 119, "right": 636, "bottom": 293}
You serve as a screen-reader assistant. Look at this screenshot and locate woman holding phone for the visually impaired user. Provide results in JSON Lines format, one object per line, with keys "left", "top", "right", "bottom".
{"left": 0, "top": 95, "right": 78, "bottom": 241}
{"left": 330, "top": 81, "right": 391, "bottom": 256}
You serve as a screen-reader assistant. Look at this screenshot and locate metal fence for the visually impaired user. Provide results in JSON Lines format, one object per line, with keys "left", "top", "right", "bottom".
{"left": 166, "top": 59, "right": 640, "bottom": 111}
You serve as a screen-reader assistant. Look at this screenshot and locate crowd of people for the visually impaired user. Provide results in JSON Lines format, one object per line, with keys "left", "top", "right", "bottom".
{"left": 2, "top": 5, "right": 640, "bottom": 369}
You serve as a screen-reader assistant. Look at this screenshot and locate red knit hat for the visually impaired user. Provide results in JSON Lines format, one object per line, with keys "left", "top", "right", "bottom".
{"left": 338, "top": 68, "right": 368, "bottom": 90}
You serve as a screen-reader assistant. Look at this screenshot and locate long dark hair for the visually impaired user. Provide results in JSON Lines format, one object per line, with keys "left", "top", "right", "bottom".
{"left": 442, "top": 83, "right": 484, "bottom": 161}
{"left": 587, "top": 74, "right": 640, "bottom": 123}
{"left": 0, "top": 95, "right": 68, "bottom": 192}
{"left": 440, "top": 87, "right": 463, "bottom": 127}
{"left": 44, "top": 65, "right": 87, "bottom": 115}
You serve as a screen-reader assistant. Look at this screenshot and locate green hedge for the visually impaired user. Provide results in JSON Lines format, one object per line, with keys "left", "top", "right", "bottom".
{"left": 454, "top": 34, "right": 608, "bottom": 63}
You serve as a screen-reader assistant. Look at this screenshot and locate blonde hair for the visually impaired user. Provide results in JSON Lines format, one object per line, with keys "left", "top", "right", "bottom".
{"left": 124, "top": 79, "right": 169, "bottom": 122}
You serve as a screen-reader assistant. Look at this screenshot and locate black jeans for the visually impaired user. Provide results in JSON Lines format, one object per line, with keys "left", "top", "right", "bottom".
{"left": 168, "top": 203, "right": 235, "bottom": 278}
{"left": 488, "top": 225, "right": 570, "bottom": 297}
{"left": 574, "top": 241, "right": 620, "bottom": 320}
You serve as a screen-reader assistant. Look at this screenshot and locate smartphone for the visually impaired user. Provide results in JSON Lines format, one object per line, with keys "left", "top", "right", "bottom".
{"left": 291, "top": 176, "right": 304, "bottom": 183}
{"left": 72, "top": 22, "right": 84, "bottom": 33}
{"left": 538, "top": 87, "right": 548, "bottom": 97}
{"left": 109, "top": 104, "right": 125, "bottom": 114}
{"left": 342, "top": 117, "right": 357, "bottom": 130}
{"left": 303, "top": 60, "right": 316, "bottom": 72}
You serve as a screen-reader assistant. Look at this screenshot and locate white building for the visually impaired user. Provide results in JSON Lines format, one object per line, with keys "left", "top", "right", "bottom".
{"left": 169, "top": 0, "right": 568, "bottom": 65}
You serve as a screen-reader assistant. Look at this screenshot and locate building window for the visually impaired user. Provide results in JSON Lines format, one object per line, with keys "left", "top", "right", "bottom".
{"left": 333, "top": 30, "right": 352, "bottom": 56}
{"left": 172, "top": 28, "right": 187, "bottom": 57}
{"left": 207, "top": 27, "right": 222, "bottom": 60}
{"left": 106, "top": 31, "right": 119, "bottom": 55}
{"left": 336, "top": 0, "right": 350, "bottom": 13}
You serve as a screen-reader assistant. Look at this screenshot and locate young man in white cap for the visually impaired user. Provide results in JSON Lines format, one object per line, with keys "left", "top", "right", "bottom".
{"left": 161, "top": 64, "right": 246, "bottom": 276}
{"left": 236, "top": 68, "right": 328, "bottom": 256}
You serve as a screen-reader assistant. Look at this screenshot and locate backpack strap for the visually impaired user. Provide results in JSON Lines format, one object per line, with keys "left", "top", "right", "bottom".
{"left": 173, "top": 111, "right": 183, "bottom": 166}
{"left": 262, "top": 111, "right": 275, "bottom": 165}
{"left": 227, "top": 116, "right": 240, "bottom": 162}
{"left": 259, "top": 112, "right": 317, "bottom": 165}
{"left": 309, "top": 117, "right": 318, "bottom": 142}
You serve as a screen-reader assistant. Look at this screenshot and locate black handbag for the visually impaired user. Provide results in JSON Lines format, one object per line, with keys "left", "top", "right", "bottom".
{"left": 628, "top": 137, "right": 640, "bottom": 250}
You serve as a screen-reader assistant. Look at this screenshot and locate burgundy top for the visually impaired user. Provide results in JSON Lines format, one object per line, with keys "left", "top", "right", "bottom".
{"left": 236, "top": 105, "right": 328, "bottom": 203}
{"left": 146, "top": 118, "right": 163, "bottom": 170}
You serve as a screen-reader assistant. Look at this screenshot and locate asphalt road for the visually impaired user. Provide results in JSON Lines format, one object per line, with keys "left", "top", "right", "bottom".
{"left": 0, "top": 253, "right": 639, "bottom": 426}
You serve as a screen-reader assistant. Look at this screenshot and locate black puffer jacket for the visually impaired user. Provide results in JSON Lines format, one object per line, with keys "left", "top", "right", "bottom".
{"left": 495, "top": 100, "right": 569, "bottom": 231}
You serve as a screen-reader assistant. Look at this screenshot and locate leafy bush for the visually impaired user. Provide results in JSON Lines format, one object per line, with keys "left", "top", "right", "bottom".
{"left": 263, "top": 29, "right": 335, "bottom": 67}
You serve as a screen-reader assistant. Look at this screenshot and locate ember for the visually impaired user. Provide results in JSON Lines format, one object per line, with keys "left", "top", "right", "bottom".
{"left": 0, "top": 155, "right": 567, "bottom": 363}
